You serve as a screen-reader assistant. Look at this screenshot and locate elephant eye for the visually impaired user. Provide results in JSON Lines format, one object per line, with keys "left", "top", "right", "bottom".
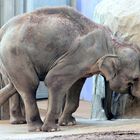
{"left": 113, "top": 73, "right": 117, "bottom": 79}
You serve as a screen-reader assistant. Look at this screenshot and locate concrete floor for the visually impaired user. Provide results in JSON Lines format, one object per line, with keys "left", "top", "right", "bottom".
{"left": 0, "top": 100, "right": 140, "bottom": 140}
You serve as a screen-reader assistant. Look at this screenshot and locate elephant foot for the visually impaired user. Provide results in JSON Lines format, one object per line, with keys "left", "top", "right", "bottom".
{"left": 10, "top": 116, "right": 26, "bottom": 124}
{"left": 28, "top": 120, "right": 43, "bottom": 132}
{"left": 59, "top": 115, "right": 76, "bottom": 126}
{"left": 106, "top": 113, "right": 116, "bottom": 120}
{"left": 41, "top": 122, "right": 60, "bottom": 132}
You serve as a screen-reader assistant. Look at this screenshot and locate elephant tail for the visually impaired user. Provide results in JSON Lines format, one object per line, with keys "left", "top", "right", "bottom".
{"left": 0, "top": 82, "right": 16, "bottom": 106}
{"left": 0, "top": 63, "right": 16, "bottom": 106}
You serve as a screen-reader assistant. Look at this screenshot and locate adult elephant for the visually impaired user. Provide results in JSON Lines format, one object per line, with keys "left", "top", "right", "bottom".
{"left": 0, "top": 7, "right": 139, "bottom": 132}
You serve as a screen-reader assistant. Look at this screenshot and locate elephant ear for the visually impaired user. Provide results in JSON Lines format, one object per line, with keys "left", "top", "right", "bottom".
{"left": 98, "top": 55, "right": 121, "bottom": 81}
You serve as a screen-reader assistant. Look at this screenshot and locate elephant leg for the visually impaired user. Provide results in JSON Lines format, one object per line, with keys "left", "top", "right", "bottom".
{"left": 14, "top": 80, "right": 43, "bottom": 132}
{"left": 1, "top": 53, "right": 43, "bottom": 132}
{"left": 2, "top": 74, "right": 26, "bottom": 124}
{"left": 42, "top": 63, "right": 79, "bottom": 132}
{"left": 15, "top": 72, "right": 44, "bottom": 132}
{"left": 10, "top": 93, "right": 26, "bottom": 124}
{"left": 59, "top": 78, "right": 86, "bottom": 126}
{"left": 4, "top": 73, "right": 42, "bottom": 131}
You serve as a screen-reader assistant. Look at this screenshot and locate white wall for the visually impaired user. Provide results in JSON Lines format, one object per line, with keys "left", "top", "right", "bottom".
{"left": 0, "top": 0, "right": 25, "bottom": 26}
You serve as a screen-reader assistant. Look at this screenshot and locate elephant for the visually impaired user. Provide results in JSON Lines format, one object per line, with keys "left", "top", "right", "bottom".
{"left": 0, "top": 6, "right": 139, "bottom": 132}
{"left": 0, "top": 73, "right": 26, "bottom": 124}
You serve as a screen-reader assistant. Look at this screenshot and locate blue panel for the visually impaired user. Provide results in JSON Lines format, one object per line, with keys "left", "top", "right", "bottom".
{"left": 36, "top": 82, "right": 48, "bottom": 99}
{"left": 33, "top": 0, "right": 70, "bottom": 9}
{"left": 80, "top": 77, "right": 93, "bottom": 101}
{"left": 76, "top": 0, "right": 101, "bottom": 19}
{"left": 76, "top": 0, "right": 81, "bottom": 11}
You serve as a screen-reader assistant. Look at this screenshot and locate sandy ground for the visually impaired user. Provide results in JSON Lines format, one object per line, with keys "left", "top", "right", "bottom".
{"left": 37, "top": 99, "right": 92, "bottom": 119}
{"left": 47, "top": 131, "right": 140, "bottom": 140}
{"left": 0, "top": 119, "right": 140, "bottom": 140}
{"left": 0, "top": 100, "right": 140, "bottom": 139}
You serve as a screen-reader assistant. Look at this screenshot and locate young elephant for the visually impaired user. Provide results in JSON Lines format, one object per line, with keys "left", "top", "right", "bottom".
{"left": 0, "top": 7, "right": 139, "bottom": 132}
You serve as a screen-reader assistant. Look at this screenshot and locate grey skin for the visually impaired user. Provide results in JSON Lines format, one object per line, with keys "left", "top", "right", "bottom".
{"left": 0, "top": 73, "right": 26, "bottom": 124}
{"left": 9, "top": 94, "right": 25, "bottom": 124}
{"left": 0, "top": 7, "right": 139, "bottom": 132}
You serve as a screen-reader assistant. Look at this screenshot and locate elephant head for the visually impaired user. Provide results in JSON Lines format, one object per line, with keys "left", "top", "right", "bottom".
{"left": 98, "top": 47, "right": 140, "bottom": 94}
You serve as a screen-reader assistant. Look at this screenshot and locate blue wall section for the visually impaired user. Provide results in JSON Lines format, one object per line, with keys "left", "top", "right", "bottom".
{"left": 76, "top": 0, "right": 101, "bottom": 101}
{"left": 34, "top": 0, "right": 70, "bottom": 8}
{"left": 26, "top": 0, "right": 70, "bottom": 12}
{"left": 76, "top": 0, "right": 101, "bottom": 19}
{"left": 80, "top": 77, "right": 94, "bottom": 101}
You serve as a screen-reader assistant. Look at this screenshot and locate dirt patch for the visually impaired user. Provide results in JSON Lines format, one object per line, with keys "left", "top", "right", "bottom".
{"left": 47, "top": 131, "right": 140, "bottom": 140}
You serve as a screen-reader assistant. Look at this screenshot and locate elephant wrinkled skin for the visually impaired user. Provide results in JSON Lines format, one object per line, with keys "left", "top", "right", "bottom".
{"left": 0, "top": 7, "right": 139, "bottom": 132}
